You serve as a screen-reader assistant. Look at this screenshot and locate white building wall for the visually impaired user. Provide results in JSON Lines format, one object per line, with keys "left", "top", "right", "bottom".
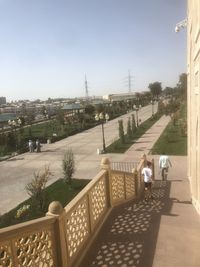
{"left": 188, "top": 0, "right": 200, "bottom": 214}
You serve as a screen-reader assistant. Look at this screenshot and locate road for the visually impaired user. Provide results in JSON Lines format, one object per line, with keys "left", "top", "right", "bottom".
{"left": 0, "top": 104, "right": 157, "bottom": 215}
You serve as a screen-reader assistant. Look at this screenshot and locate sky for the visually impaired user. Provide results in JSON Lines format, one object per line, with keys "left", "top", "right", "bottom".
{"left": 0, "top": 0, "right": 187, "bottom": 101}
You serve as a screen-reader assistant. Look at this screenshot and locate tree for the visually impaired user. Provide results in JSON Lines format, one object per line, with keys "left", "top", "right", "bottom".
{"left": 148, "top": 82, "right": 162, "bottom": 98}
{"left": 127, "top": 117, "right": 132, "bottom": 140}
{"left": 131, "top": 114, "right": 136, "bottom": 135}
{"left": 56, "top": 108, "right": 65, "bottom": 125}
{"left": 95, "top": 104, "right": 104, "bottom": 114}
{"left": 176, "top": 73, "right": 187, "bottom": 99}
{"left": 162, "top": 86, "right": 175, "bottom": 98}
{"left": 62, "top": 149, "right": 75, "bottom": 185}
{"left": 85, "top": 104, "right": 95, "bottom": 115}
{"left": 6, "top": 131, "right": 16, "bottom": 149}
{"left": 118, "top": 120, "right": 125, "bottom": 144}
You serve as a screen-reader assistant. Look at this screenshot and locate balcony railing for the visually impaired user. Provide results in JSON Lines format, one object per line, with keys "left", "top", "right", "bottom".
{"left": 111, "top": 161, "right": 139, "bottom": 173}
{"left": 0, "top": 155, "right": 154, "bottom": 267}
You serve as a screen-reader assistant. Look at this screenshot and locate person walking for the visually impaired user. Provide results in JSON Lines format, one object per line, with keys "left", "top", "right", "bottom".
{"left": 28, "top": 140, "right": 34, "bottom": 153}
{"left": 159, "top": 152, "right": 172, "bottom": 180}
{"left": 36, "top": 139, "right": 41, "bottom": 152}
{"left": 141, "top": 161, "right": 153, "bottom": 201}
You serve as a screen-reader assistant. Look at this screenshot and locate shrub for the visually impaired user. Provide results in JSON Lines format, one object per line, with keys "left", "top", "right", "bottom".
{"left": 25, "top": 166, "right": 52, "bottom": 211}
{"left": 62, "top": 149, "right": 75, "bottom": 185}
{"left": 127, "top": 117, "right": 132, "bottom": 140}
{"left": 15, "top": 205, "right": 30, "bottom": 219}
{"left": 118, "top": 119, "right": 125, "bottom": 144}
{"left": 131, "top": 114, "right": 136, "bottom": 135}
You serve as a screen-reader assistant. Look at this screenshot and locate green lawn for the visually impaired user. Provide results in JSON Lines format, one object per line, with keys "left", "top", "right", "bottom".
{"left": 151, "top": 122, "right": 187, "bottom": 155}
{"left": 151, "top": 103, "right": 187, "bottom": 155}
{"left": 105, "top": 114, "right": 162, "bottom": 153}
{"left": 0, "top": 178, "right": 90, "bottom": 229}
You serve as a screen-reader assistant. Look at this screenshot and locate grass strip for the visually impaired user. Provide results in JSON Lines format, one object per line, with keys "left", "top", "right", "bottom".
{"left": 105, "top": 113, "right": 162, "bottom": 153}
{"left": 0, "top": 178, "right": 90, "bottom": 229}
{"left": 151, "top": 103, "right": 187, "bottom": 155}
{"left": 151, "top": 121, "right": 187, "bottom": 155}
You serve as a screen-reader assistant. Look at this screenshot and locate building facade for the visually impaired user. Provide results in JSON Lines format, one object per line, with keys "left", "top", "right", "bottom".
{"left": 187, "top": 0, "right": 200, "bottom": 214}
{"left": 0, "top": 96, "right": 6, "bottom": 105}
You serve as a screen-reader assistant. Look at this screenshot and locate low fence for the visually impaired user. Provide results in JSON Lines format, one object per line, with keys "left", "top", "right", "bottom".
{"left": 110, "top": 161, "right": 139, "bottom": 173}
{"left": 0, "top": 155, "right": 154, "bottom": 267}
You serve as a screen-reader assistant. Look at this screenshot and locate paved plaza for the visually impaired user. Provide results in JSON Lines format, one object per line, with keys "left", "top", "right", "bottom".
{"left": 0, "top": 105, "right": 158, "bottom": 215}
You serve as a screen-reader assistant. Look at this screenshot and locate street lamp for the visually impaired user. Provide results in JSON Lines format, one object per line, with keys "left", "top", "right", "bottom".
{"left": 151, "top": 100, "right": 154, "bottom": 117}
{"left": 8, "top": 120, "right": 18, "bottom": 151}
{"left": 17, "top": 118, "right": 22, "bottom": 126}
{"left": 95, "top": 112, "right": 109, "bottom": 152}
{"left": 8, "top": 119, "right": 22, "bottom": 151}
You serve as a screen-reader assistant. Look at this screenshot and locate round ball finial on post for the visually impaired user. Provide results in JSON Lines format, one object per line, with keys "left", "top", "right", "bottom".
{"left": 47, "top": 201, "right": 64, "bottom": 216}
{"left": 100, "top": 157, "right": 110, "bottom": 171}
{"left": 141, "top": 153, "right": 147, "bottom": 166}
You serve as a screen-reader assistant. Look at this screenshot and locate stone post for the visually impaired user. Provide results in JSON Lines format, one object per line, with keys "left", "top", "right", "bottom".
{"left": 100, "top": 157, "right": 113, "bottom": 207}
{"left": 141, "top": 153, "right": 147, "bottom": 167}
{"left": 132, "top": 168, "right": 139, "bottom": 198}
{"left": 151, "top": 158, "right": 155, "bottom": 180}
{"left": 46, "top": 201, "right": 69, "bottom": 267}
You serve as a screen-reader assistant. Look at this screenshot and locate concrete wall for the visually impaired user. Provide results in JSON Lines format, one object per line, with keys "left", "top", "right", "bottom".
{"left": 187, "top": 0, "right": 200, "bottom": 214}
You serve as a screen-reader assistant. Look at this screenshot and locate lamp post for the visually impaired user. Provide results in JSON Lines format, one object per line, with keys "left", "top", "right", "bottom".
{"left": 8, "top": 119, "right": 22, "bottom": 151}
{"left": 151, "top": 100, "right": 154, "bottom": 117}
{"left": 95, "top": 112, "right": 109, "bottom": 152}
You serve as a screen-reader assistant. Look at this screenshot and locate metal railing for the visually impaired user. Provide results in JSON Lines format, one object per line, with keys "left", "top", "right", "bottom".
{"left": 111, "top": 161, "right": 139, "bottom": 173}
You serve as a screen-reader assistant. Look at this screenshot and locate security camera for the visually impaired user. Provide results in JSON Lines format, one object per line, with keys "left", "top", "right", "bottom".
{"left": 175, "top": 19, "right": 187, "bottom": 33}
{"left": 175, "top": 26, "right": 180, "bottom": 33}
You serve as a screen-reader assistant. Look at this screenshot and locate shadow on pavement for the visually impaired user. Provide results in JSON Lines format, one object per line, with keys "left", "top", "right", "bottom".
{"left": 80, "top": 180, "right": 176, "bottom": 267}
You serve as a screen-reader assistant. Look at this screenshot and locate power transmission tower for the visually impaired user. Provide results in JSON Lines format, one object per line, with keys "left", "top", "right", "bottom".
{"left": 128, "top": 70, "right": 134, "bottom": 93}
{"left": 123, "top": 70, "right": 134, "bottom": 93}
{"left": 85, "top": 75, "right": 89, "bottom": 99}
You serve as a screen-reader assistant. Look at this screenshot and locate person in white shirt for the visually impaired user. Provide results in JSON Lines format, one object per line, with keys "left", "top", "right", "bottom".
{"left": 28, "top": 140, "right": 34, "bottom": 153}
{"left": 159, "top": 152, "right": 172, "bottom": 180}
{"left": 141, "top": 162, "right": 153, "bottom": 201}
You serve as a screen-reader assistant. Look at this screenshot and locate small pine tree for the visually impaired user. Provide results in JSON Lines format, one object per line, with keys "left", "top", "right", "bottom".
{"left": 118, "top": 120, "right": 125, "bottom": 144}
{"left": 131, "top": 114, "right": 136, "bottom": 135}
{"left": 6, "top": 131, "right": 16, "bottom": 150}
{"left": 63, "top": 149, "right": 75, "bottom": 185}
{"left": 127, "top": 117, "right": 132, "bottom": 140}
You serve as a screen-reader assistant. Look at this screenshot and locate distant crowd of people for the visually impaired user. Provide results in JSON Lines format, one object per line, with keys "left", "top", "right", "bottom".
{"left": 28, "top": 139, "right": 41, "bottom": 153}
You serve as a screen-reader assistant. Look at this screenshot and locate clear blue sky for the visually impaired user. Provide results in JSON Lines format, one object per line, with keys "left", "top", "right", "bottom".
{"left": 0, "top": 0, "right": 187, "bottom": 101}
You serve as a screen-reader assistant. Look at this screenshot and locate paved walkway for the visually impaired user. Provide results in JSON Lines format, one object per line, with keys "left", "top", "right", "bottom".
{"left": 80, "top": 158, "right": 200, "bottom": 267}
{"left": 79, "top": 117, "right": 200, "bottom": 267}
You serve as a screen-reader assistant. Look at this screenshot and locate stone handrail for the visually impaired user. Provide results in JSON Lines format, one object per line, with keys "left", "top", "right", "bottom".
{"left": 0, "top": 216, "right": 59, "bottom": 266}
{"left": 0, "top": 155, "right": 153, "bottom": 267}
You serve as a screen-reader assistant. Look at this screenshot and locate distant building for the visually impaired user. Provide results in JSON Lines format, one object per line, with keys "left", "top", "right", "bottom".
{"left": 0, "top": 97, "right": 6, "bottom": 105}
{"left": 103, "top": 93, "right": 136, "bottom": 102}
{"left": 0, "top": 113, "right": 17, "bottom": 127}
{"left": 62, "top": 103, "right": 84, "bottom": 121}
